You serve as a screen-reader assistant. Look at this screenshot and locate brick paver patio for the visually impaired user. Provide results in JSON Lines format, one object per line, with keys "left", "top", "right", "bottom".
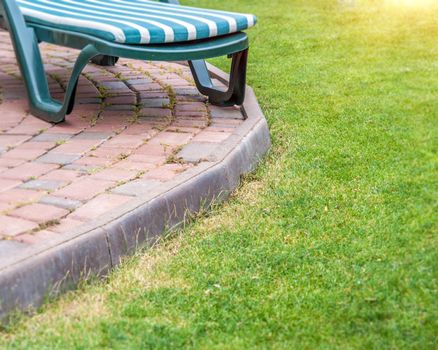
{"left": 0, "top": 30, "right": 245, "bottom": 249}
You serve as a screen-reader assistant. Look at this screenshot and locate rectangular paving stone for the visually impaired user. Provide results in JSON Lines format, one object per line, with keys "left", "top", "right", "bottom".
{"left": 52, "top": 178, "right": 114, "bottom": 201}
{"left": 20, "top": 179, "right": 66, "bottom": 191}
{"left": 209, "top": 105, "right": 244, "bottom": 120}
{"left": 88, "top": 146, "right": 126, "bottom": 159}
{"left": 103, "top": 104, "right": 135, "bottom": 112}
{"left": 100, "top": 81, "right": 128, "bottom": 90}
{"left": 51, "top": 140, "right": 101, "bottom": 155}
{"left": 211, "top": 118, "right": 242, "bottom": 126}
{"left": 192, "top": 131, "right": 232, "bottom": 143}
{"left": 46, "top": 121, "right": 87, "bottom": 135}
{"left": 97, "top": 110, "right": 134, "bottom": 120}
{"left": 8, "top": 203, "right": 69, "bottom": 224}
{"left": 2, "top": 147, "right": 47, "bottom": 160}
{"left": 0, "top": 202, "right": 15, "bottom": 212}
{"left": 175, "top": 95, "right": 206, "bottom": 104}
{"left": 77, "top": 98, "right": 101, "bottom": 104}
{"left": 36, "top": 153, "right": 80, "bottom": 165}
{"left": 39, "top": 169, "right": 82, "bottom": 182}
{"left": 148, "top": 131, "right": 193, "bottom": 146}
{"left": 112, "top": 179, "right": 161, "bottom": 196}
{"left": 105, "top": 95, "right": 137, "bottom": 105}
{"left": 132, "top": 143, "right": 168, "bottom": 158}
{"left": 62, "top": 164, "right": 101, "bottom": 173}
{"left": 174, "top": 110, "right": 208, "bottom": 118}
{"left": 0, "top": 158, "right": 26, "bottom": 168}
{"left": 39, "top": 195, "right": 82, "bottom": 210}
{"left": 0, "top": 215, "right": 39, "bottom": 237}
{"left": 142, "top": 166, "right": 179, "bottom": 182}
{"left": 173, "top": 119, "right": 208, "bottom": 128}
{"left": 69, "top": 193, "right": 132, "bottom": 221}
{"left": 0, "top": 188, "right": 45, "bottom": 204}
{"left": 33, "top": 133, "right": 73, "bottom": 142}
{"left": 177, "top": 142, "right": 219, "bottom": 163}
{"left": 126, "top": 78, "right": 154, "bottom": 85}
{"left": 6, "top": 118, "right": 50, "bottom": 135}
{"left": 141, "top": 98, "right": 170, "bottom": 108}
{"left": 0, "top": 135, "right": 31, "bottom": 148}
{"left": 112, "top": 160, "right": 156, "bottom": 172}
{"left": 73, "top": 156, "right": 113, "bottom": 167}
{"left": 14, "top": 230, "right": 58, "bottom": 244}
{"left": 174, "top": 102, "right": 206, "bottom": 113}
{"left": 204, "top": 125, "right": 238, "bottom": 132}
{"left": 16, "top": 141, "right": 56, "bottom": 151}
{"left": 138, "top": 107, "right": 172, "bottom": 118}
{"left": 138, "top": 91, "right": 169, "bottom": 99}
{"left": 132, "top": 83, "right": 162, "bottom": 91}
{"left": 50, "top": 217, "right": 84, "bottom": 233}
{"left": 173, "top": 87, "right": 204, "bottom": 96}
{"left": 73, "top": 132, "right": 112, "bottom": 140}
{"left": 0, "top": 178, "right": 22, "bottom": 192}
{"left": 90, "top": 168, "right": 138, "bottom": 182}
{"left": 1, "top": 162, "right": 58, "bottom": 181}
{"left": 102, "top": 135, "right": 145, "bottom": 149}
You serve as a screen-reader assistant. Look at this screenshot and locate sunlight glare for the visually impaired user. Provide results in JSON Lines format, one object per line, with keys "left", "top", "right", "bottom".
{"left": 384, "top": 0, "right": 436, "bottom": 7}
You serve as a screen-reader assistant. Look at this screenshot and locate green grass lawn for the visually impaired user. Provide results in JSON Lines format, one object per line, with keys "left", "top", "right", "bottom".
{"left": 1, "top": 0, "right": 437, "bottom": 348}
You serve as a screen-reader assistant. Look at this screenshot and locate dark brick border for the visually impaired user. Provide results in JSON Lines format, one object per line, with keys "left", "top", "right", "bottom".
{"left": 0, "top": 64, "right": 270, "bottom": 321}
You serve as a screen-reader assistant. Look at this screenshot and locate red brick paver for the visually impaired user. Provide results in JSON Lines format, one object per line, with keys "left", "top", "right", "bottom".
{"left": 52, "top": 178, "right": 114, "bottom": 201}
{"left": 1, "top": 162, "right": 58, "bottom": 181}
{"left": 70, "top": 194, "right": 132, "bottom": 221}
{"left": 9, "top": 203, "right": 69, "bottom": 224}
{"left": 0, "top": 215, "right": 39, "bottom": 237}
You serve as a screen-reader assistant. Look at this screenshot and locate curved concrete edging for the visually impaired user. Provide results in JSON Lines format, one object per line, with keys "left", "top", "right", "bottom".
{"left": 0, "top": 65, "right": 270, "bottom": 321}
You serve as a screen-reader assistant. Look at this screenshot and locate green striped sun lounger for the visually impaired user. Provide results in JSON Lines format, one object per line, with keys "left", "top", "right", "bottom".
{"left": 0, "top": 0, "right": 256, "bottom": 122}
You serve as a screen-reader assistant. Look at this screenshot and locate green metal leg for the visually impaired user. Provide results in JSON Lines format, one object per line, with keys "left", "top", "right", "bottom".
{"left": 188, "top": 48, "right": 248, "bottom": 106}
{"left": 0, "top": 0, "right": 99, "bottom": 123}
{"left": 159, "top": 0, "right": 248, "bottom": 106}
{"left": 63, "top": 45, "right": 100, "bottom": 116}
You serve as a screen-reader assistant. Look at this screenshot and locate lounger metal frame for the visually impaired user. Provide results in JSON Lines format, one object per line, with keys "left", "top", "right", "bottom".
{"left": 0, "top": 0, "right": 249, "bottom": 123}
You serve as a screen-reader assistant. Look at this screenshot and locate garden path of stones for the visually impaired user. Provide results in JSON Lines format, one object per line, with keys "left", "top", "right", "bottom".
{"left": 0, "top": 31, "right": 243, "bottom": 247}
{"left": 0, "top": 29, "right": 270, "bottom": 319}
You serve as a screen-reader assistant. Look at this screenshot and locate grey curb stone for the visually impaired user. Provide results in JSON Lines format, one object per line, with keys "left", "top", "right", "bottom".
{"left": 0, "top": 240, "right": 23, "bottom": 257}
{"left": 0, "top": 228, "right": 111, "bottom": 320}
{"left": 0, "top": 64, "right": 271, "bottom": 322}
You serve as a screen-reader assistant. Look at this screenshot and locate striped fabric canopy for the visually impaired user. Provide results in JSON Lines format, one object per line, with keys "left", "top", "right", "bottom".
{"left": 15, "top": 0, "right": 256, "bottom": 44}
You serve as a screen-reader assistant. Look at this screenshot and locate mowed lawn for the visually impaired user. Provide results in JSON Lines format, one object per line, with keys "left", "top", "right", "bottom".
{"left": 1, "top": 0, "right": 437, "bottom": 348}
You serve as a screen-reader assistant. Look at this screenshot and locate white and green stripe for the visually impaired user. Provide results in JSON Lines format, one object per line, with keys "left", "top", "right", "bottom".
{"left": 15, "top": 0, "right": 256, "bottom": 44}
